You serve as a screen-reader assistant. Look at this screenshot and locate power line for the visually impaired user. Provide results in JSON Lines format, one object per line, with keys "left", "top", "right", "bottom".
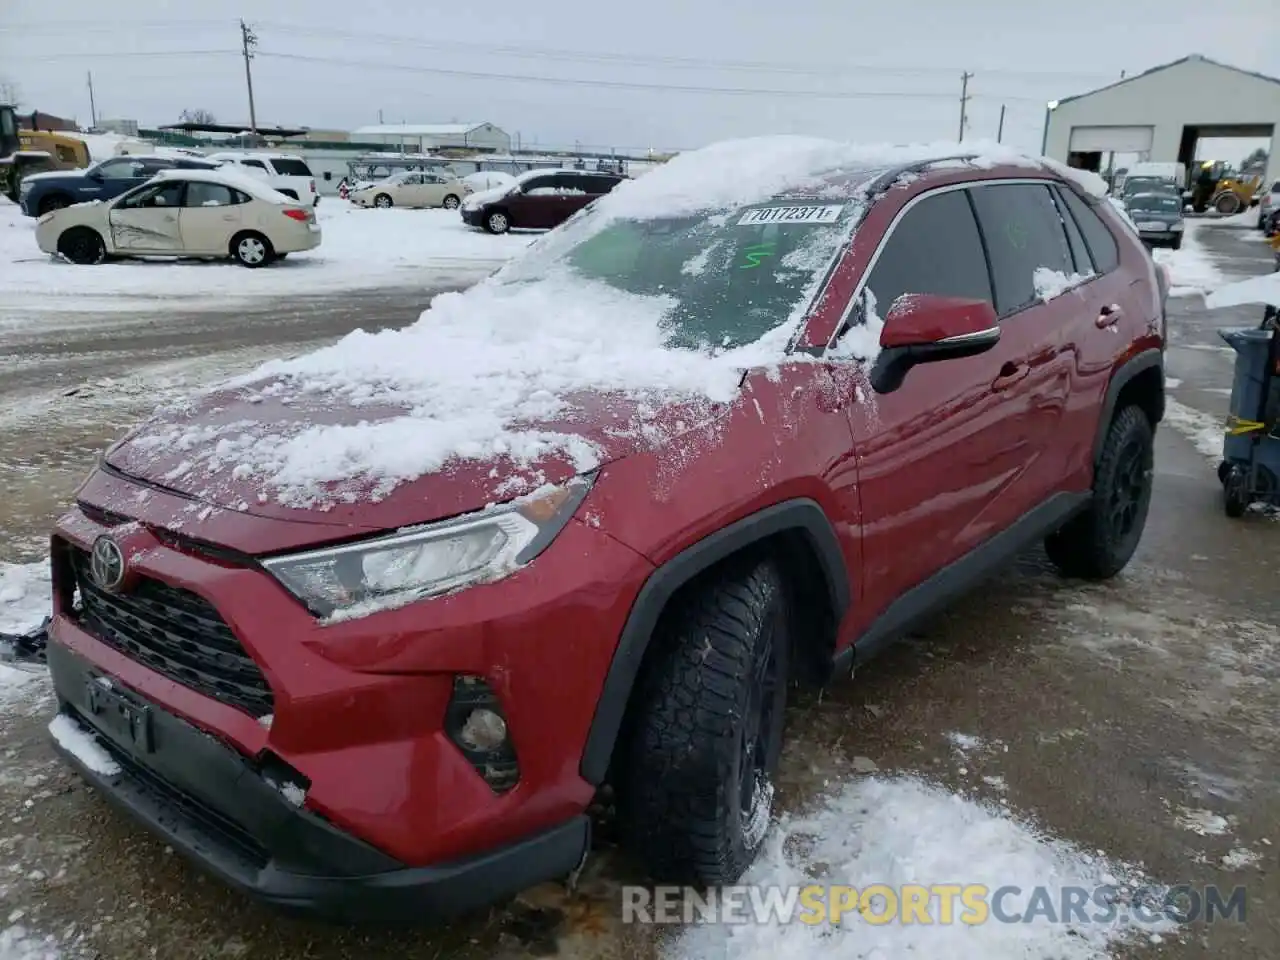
{"left": 0, "top": 19, "right": 1120, "bottom": 84}
{"left": 254, "top": 50, "right": 1046, "bottom": 102}
{"left": 5, "top": 50, "right": 239, "bottom": 62}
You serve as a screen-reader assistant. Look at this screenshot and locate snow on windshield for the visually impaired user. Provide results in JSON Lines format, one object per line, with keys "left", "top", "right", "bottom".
{"left": 128, "top": 136, "right": 1047, "bottom": 505}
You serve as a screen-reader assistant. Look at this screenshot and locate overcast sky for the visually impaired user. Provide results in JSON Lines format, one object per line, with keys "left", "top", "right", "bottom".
{"left": 3, "top": 0, "right": 1278, "bottom": 155}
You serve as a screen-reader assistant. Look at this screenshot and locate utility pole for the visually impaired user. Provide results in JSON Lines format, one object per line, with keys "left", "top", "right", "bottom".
{"left": 378, "top": 108, "right": 384, "bottom": 124}
{"left": 996, "top": 104, "right": 1006, "bottom": 143}
{"left": 240, "top": 19, "right": 259, "bottom": 136}
{"left": 86, "top": 71, "right": 97, "bottom": 129}
{"left": 958, "top": 71, "right": 973, "bottom": 141}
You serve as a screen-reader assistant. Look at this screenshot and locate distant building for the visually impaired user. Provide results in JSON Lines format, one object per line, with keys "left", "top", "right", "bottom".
{"left": 351, "top": 122, "right": 511, "bottom": 153}
{"left": 298, "top": 128, "right": 351, "bottom": 143}
{"left": 97, "top": 118, "right": 139, "bottom": 137}
{"left": 19, "top": 110, "right": 77, "bottom": 133}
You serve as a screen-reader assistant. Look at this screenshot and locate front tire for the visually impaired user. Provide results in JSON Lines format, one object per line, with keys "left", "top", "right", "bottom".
{"left": 374, "top": 193, "right": 393, "bottom": 209}
{"left": 1215, "top": 192, "right": 1242, "bottom": 216}
{"left": 442, "top": 194, "right": 461, "bottom": 210}
{"left": 56, "top": 227, "right": 106, "bottom": 265}
{"left": 618, "top": 557, "right": 789, "bottom": 885}
{"left": 1046, "top": 405, "right": 1154, "bottom": 579}
{"left": 231, "top": 231, "right": 273, "bottom": 268}
{"left": 1170, "top": 234, "right": 1183, "bottom": 250}
{"left": 485, "top": 210, "right": 510, "bottom": 234}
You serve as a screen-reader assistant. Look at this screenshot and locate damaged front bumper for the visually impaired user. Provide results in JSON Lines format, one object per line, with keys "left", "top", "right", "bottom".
{"left": 45, "top": 640, "right": 591, "bottom": 923}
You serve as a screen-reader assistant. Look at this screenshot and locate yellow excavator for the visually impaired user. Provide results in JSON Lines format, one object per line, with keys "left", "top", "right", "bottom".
{"left": 0, "top": 105, "right": 91, "bottom": 202}
{"left": 1190, "top": 160, "right": 1263, "bottom": 215}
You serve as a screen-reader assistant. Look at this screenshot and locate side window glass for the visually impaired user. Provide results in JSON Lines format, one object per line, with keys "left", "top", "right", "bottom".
{"left": 120, "top": 181, "right": 184, "bottom": 209}
{"left": 242, "top": 159, "right": 267, "bottom": 171}
{"left": 968, "top": 183, "right": 1076, "bottom": 316}
{"left": 524, "top": 177, "right": 558, "bottom": 196}
{"left": 1058, "top": 188, "right": 1119, "bottom": 274}
{"left": 864, "top": 190, "right": 994, "bottom": 321}
{"left": 1050, "top": 186, "right": 1094, "bottom": 275}
{"left": 184, "top": 182, "right": 235, "bottom": 207}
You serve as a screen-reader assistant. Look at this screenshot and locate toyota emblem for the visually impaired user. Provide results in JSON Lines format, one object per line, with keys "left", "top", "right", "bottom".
{"left": 89, "top": 536, "right": 126, "bottom": 593}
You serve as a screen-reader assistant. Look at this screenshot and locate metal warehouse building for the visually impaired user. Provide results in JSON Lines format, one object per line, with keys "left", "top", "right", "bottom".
{"left": 1043, "top": 55, "right": 1280, "bottom": 189}
{"left": 349, "top": 122, "right": 511, "bottom": 153}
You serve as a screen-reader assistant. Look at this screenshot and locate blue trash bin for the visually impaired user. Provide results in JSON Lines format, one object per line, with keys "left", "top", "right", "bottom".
{"left": 1218, "top": 325, "right": 1280, "bottom": 515}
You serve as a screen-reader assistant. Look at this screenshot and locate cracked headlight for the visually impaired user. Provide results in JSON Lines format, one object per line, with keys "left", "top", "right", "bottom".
{"left": 263, "top": 476, "right": 594, "bottom": 621}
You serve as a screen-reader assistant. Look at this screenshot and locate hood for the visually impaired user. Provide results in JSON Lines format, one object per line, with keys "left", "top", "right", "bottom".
{"left": 462, "top": 184, "right": 512, "bottom": 210}
{"left": 103, "top": 384, "right": 726, "bottom": 533}
{"left": 22, "top": 168, "right": 88, "bottom": 184}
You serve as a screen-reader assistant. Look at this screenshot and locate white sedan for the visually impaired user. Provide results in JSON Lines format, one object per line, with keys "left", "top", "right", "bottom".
{"left": 348, "top": 171, "right": 474, "bottom": 209}
{"left": 36, "top": 167, "right": 322, "bottom": 267}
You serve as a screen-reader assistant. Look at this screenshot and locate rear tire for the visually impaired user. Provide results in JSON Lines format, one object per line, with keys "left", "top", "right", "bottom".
{"left": 1224, "top": 465, "right": 1249, "bottom": 518}
{"left": 618, "top": 557, "right": 789, "bottom": 885}
{"left": 1045, "top": 405, "right": 1154, "bottom": 579}
{"left": 442, "top": 194, "right": 461, "bottom": 210}
{"left": 231, "top": 231, "right": 273, "bottom": 268}
{"left": 1215, "top": 193, "right": 1242, "bottom": 216}
{"left": 56, "top": 227, "right": 106, "bottom": 265}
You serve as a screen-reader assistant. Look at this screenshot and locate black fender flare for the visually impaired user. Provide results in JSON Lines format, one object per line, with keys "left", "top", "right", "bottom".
{"left": 1093, "top": 348, "right": 1164, "bottom": 468}
{"left": 578, "top": 497, "right": 850, "bottom": 786}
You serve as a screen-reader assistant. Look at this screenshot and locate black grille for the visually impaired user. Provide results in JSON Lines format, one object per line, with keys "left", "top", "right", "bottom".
{"left": 69, "top": 548, "right": 274, "bottom": 717}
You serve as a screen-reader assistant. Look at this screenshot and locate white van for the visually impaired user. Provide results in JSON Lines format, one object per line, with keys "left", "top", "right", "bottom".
{"left": 206, "top": 152, "right": 320, "bottom": 206}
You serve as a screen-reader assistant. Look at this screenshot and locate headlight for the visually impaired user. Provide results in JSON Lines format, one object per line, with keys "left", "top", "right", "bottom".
{"left": 1170, "top": 221, "right": 1184, "bottom": 231}
{"left": 262, "top": 476, "right": 594, "bottom": 621}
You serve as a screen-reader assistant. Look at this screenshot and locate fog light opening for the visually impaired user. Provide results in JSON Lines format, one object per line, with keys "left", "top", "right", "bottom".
{"left": 445, "top": 675, "right": 520, "bottom": 794}
{"left": 458, "top": 708, "right": 507, "bottom": 752}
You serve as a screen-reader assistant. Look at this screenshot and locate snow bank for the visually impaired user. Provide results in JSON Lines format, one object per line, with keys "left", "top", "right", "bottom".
{"left": 1, "top": 199, "right": 530, "bottom": 310}
{"left": 1205, "top": 270, "right": 1280, "bottom": 309}
{"left": 670, "top": 776, "right": 1170, "bottom": 960}
{"left": 1153, "top": 222, "right": 1224, "bottom": 297}
{"left": 0, "top": 561, "right": 49, "bottom": 636}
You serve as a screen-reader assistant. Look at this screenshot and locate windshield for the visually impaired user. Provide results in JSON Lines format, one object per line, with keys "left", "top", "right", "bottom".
{"left": 495, "top": 200, "right": 859, "bottom": 350}
{"left": 1123, "top": 177, "right": 1173, "bottom": 195}
{"left": 1127, "top": 194, "right": 1181, "bottom": 213}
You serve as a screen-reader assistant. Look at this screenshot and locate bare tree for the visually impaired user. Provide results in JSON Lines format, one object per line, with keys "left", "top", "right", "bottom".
{"left": 179, "top": 108, "right": 217, "bottom": 125}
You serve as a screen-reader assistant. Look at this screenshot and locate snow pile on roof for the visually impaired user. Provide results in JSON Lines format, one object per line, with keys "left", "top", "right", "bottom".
{"left": 155, "top": 165, "right": 296, "bottom": 205}
{"left": 670, "top": 776, "right": 1172, "bottom": 960}
{"left": 1152, "top": 222, "right": 1224, "bottom": 296}
{"left": 1205, "top": 269, "right": 1280, "bottom": 308}
{"left": 597, "top": 136, "right": 1029, "bottom": 222}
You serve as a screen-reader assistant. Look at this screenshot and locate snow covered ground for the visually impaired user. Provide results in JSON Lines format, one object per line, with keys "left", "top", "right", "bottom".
{"left": 1152, "top": 221, "right": 1225, "bottom": 297}
{"left": 1, "top": 198, "right": 533, "bottom": 312}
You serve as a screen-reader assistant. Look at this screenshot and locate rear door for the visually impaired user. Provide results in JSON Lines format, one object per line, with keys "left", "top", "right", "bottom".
{"left": 419, "top": 173, "right": 450, "bottom": 207}
{"left": 965, "top": 180, "right": 1081, "bottom": 506}
{"left": 108, "top": 179, "right": 186, "bottom": 253}
{"left": 1052, "top": 185, "right": 1153, "bottom": 488}
{"left": 179, "top": 181, "right": 247, "bottom": 254}
{"left": 844, "top": 187, "right": 1033, "bottom": 615}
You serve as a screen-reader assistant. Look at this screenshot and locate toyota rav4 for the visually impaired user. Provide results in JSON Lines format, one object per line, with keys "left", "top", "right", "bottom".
{"left": 44, "top": 138, "right": 1166, "bottom": 922}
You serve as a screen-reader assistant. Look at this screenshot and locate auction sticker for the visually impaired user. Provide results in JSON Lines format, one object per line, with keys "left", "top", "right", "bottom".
{"left": 738, "top": 204, "right": 844, "bottom": 225}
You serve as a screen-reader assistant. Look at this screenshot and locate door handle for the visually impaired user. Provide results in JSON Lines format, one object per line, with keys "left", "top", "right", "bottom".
{"left": 1096, "top": 304, "right": 1122, "bottom": 328}
{"left": 992, "top": 362, "right": 1030, "bottom": 391}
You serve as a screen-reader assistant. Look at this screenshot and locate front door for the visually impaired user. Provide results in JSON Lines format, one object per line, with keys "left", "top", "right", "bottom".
{"left": 507, "top": 174, "right": 561, "bottom": 229}
{"left": 840, "top": 187, "right": 1037, "bottom": 626}
{"left": 108, "top": 180, "right": 186, "bottom": 253}
{"left": 83, "top": 156, "right": 152, "bottom": 203}
{"left": 179, "top": 180, "right": 245, "bottom": 255}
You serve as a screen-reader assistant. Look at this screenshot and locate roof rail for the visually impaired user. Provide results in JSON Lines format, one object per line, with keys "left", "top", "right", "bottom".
{"left": 864, "top": 153, "right": 986, "bottom": 195}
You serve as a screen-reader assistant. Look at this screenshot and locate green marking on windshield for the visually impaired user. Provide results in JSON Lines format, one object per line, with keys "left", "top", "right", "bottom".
{"left": 739, "top": 241, "right": 776, "bottom": 269}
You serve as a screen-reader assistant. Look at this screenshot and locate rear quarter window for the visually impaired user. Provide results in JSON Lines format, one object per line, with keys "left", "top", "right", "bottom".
{"left": 968, "top": 182, "right": 1076, "bottom": 317}
{"left": 270, "top": 158, "right": 312, "bottom": 177}
{"left": 1058, "top": 188, "right": 1120, "bottom": 274}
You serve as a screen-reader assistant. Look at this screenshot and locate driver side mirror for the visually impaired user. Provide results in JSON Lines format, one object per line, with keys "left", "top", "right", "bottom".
{"left": 870, "top": 294, "right": 1001, "bottom": 394}
{"left": 87, "top": 169, "right": 104, "bottom": 182}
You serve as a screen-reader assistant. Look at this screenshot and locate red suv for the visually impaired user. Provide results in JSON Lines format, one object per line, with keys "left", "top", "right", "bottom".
{"left": 44, "top": 146, "right": 1165, "bottom": 922}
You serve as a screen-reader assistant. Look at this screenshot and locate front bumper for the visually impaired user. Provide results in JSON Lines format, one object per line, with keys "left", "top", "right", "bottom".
{"left": 460, "top": 206, "right": 486, "bottom": 227}
{"left": 47, "top": 640, "right": 591, "bottom": 923}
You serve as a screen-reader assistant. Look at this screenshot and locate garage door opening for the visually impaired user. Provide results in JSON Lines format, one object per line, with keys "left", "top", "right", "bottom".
{"left": 1178, "top": 124, "right": 1274, "bottom": 214}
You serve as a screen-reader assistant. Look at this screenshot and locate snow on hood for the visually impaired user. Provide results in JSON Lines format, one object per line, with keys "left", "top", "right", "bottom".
{"left": 19, "top": 168, "right": 87, "bottom": 183}
{"left": 108, "top": 135, "right": 1059, "bottom": 516}
{"left": 461, "top": 182, "right": 515, "bottom": 210}
{"left": 112, "top": 273, "right": 788, "bottom": 513}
